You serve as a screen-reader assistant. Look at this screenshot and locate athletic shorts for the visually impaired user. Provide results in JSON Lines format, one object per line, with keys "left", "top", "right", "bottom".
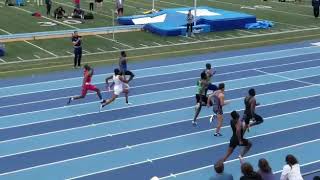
{"left": 196, "top": 94, "right": 212, "bottom": 106}
{"left": 114, "top": 86, "right": 123, "bottom": 96}
{"left": 213, "top": 104, "right": 223, "bottom": 115}
{"left": 229, "top": 137, "right": 249, "bottom": 148}
{"left": 82, "top": 84, "right": 98, "bottom": 96}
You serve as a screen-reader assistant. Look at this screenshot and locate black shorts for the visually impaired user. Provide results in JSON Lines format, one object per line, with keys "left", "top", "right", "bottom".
{"left": 229, "top": 137, "right": 249, "bottom": 148}
{"left": 243, "top": 114, "right": 251, "bottom": 125}
{"left": 196, "top": 94, "right": 212, "bottom": 106}
{"left": 122, "top": 70, "right": 134, "bottom": 76}
{"left": 117, "top": 8, "right": 123, "bottom": 14}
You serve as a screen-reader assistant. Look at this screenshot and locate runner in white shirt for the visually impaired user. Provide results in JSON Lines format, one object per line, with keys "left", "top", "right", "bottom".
{"left": 100, "top": 68, "right": 130, "bottom": 111}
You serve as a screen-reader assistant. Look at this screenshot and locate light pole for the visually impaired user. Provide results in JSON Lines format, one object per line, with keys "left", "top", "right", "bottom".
{"left": 194, "top": 0, "right": 197, "bottom": 26}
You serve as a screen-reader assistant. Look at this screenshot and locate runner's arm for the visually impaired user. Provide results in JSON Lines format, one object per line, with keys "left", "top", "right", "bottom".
{"left": 105, "top": 75, "right": 113, "bottom": 84}
{"left": 236, "top": 120, "right": 242, "bottom": 144}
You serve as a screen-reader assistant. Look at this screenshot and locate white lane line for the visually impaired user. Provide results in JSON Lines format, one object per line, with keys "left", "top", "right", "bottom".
{"left": 112, "top": 47, "right": 120, "bottom": 50}
{"left": 255, "top": 69, "right": 317, "bottom": 86}
{"left": 1, "top": 47, "right": 319, "bottom": 97}
{"left": 66, "top": 128, "right": 320, "bottom": 179}
{"left": 159, "top": 139, "right": 320, "bottom": 179}
{"left": 1, "top": 96, "right": 319, "bottom": 160}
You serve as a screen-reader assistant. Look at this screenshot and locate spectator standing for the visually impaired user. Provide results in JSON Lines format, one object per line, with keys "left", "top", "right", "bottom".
{"left": 116, "top": 0, "right": 124, "bottom": 17}
{"left": 257, "top": 159, "right": 275, "bottom": 180}
{"left": 45, "top": 0, "right": 52, "bottom": 16}
{"left": 240, "top": 162, "right": 262, "bottom": 180}
{"left": 72, "top": 31, "right": 82, "bottom": 68}
{"left": 312, "top": 0, "right": 320, "bottom": 18}
{"left": 186, "top": 9, "right": 194, "bottom": 37}
{"left": 280, "top": 155, "right": 303, "bottom": 180}
{"left": 209, "top": 160, "right": 233, "bottom": 180}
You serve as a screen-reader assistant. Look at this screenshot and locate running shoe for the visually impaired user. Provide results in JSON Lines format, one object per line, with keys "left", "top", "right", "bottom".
{"left": 192, "top": 120, "right": 197, "bottom": 126}
{"left": 214, "top": 132, "right": 222, "bottom": 137}
{"left": 67, "top": 97, "right": 73, "bottom": 105}
{"left": 126, "top": 102, "right": 132, "bottom": 105}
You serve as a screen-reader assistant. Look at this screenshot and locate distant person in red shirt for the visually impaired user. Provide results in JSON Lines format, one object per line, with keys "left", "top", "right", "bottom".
{"left": 74, "top": 0, "right": 80, "bottom": 8}
{"left": 67, "top": 64, "right": 102, "bottom": 104}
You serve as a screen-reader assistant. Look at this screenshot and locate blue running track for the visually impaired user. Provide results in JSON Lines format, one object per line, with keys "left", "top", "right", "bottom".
{"left": 0, "top": 40, "right": 319, "bottom": 180}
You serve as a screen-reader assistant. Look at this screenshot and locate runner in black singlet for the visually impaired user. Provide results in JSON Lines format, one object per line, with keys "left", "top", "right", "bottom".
{"left": 243, "top": 88, "right": 264, "bottom": 133}
{"left": 223, "top": 111, "right": 252, "bottom": 162}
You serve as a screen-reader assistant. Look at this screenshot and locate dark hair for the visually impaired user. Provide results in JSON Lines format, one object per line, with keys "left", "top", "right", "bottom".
{"left": 84, "top": 64, "right": 90, "bottom": 71}
{"left": 241, "top": 162, "right": 254, "bottom": 176}
{"left": 121, "top": 51, "right": 126, "bottom": 57}
{"left": 200, "top": 72, "right": 207, "bottom": 80}
{"left": 285, "top": 154, "right": 298, "bottom": 167}
{"left": 249, "top": 88, "right": 256, "bottom": 96}
{"left": 313, "top": 176, "right": 320, "bottom": 180}
{"left": 214, "top": 160, "right": 224, "bottom": 174}
{"left": 206, "top": 63, "right": 211, "bottom": 70}
{"left": 258, "top": 158, "right": 272, "bottom": 173}
{"left": 218, "top": 83, "right": 225, "bottom": 90}
{"left": 114, "top": 68, "right": 120, "bottom": 75}
{"left": 231, "top": 111, "right": 239, "bottom": 120}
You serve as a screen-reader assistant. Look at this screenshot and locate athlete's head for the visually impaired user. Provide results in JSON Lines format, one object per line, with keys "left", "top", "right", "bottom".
{"left": 231, "top": 110, "right": 239, "bottom": 120}
{"left": 249, "top": 88, "right": 256, "bottom": 96}
{"left": 214, "top": 160, "right": 225, "bottom": 174}
{"left": 241, "top": 163, "right": 254, "bottom": 177}
{"left": 285, "top": 154, "right": 298, "bottom": 166}
{"left": 206, "top": 63, "right": 211, "bottom": 70}
{"left": 200, "top": 72, "right": 207, "bottom": 80}
{"left": 121, "top": 51, "right": 126, "bottom": 57}
{"left": 73, "top": 31, "right": 78, "bottom": 37}
{"left": 84, "top": 64, "right": 90, "bottom": 71}
{"left": 218, "top": 83, "right": 225, "bottom": 90}
{"left": 114, "top": 68, "right": 120, "bottom": 75}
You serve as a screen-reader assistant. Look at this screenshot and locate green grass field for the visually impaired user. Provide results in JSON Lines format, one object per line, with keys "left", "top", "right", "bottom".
{"left": 0, "top": 0, "right": 319, "bottom": 78}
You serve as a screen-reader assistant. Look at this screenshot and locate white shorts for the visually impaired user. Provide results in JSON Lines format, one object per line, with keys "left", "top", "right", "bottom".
{"left": 114, "top": 86, "right": 123, "bottom": 96}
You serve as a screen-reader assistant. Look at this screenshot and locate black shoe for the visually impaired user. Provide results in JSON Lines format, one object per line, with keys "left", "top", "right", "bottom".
{"left": 214, "top": 132, "right": 222, "bottom": 137}
{"left": 67, "top": 97, "right": 72, "bottom": 105}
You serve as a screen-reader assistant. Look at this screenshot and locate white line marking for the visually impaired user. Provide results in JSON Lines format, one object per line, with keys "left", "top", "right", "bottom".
{"left": 166, "top": 41, "right": 174, "bottom": 44}
{"left": 82, "top": 50, "right": 90, "bottom": 54}
{"left": 65, "top": 51, "right": 73, "bottom": 55}
{"left": 66, "top": 129, "right": 320, "bottom": 179}
{"left": 153, "top": 42, "right": 162, "bottom": 46}
{"left": 95, "top": 34, "right": 134, "bottom": 49}
{"left": 1, "top": 98, "right": 319, "bottom": 160}
{"left": 140, "top": 44, "right": 148, "bottom": 47}
{"left": 0, "top": 58, "right": 6, "bottom": 63}
{"left": 255, "top": 69, "right": 316, "bottom": 86}
{"left": 0, "top": 28, "right": 58, "bottom": 57}
{"left": 2, "top": 26, "right": 320, "bottom": 65}
{"left": 1, "top": 46, "right": 319, "bottom": 97}
{"left": 17, "top": 57, "right": 24, "bottom": 61}
{"left": 97, "top": 48, "right": 105, "bottom": 52}
{"left": 33, "top": 55, "right": 40, "bottom": 59}
{"left": 159, "top": 139, "right": 320, "bottom": 179}
{"left": 112, "top": 47, "right": 120, "bottom": 50}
